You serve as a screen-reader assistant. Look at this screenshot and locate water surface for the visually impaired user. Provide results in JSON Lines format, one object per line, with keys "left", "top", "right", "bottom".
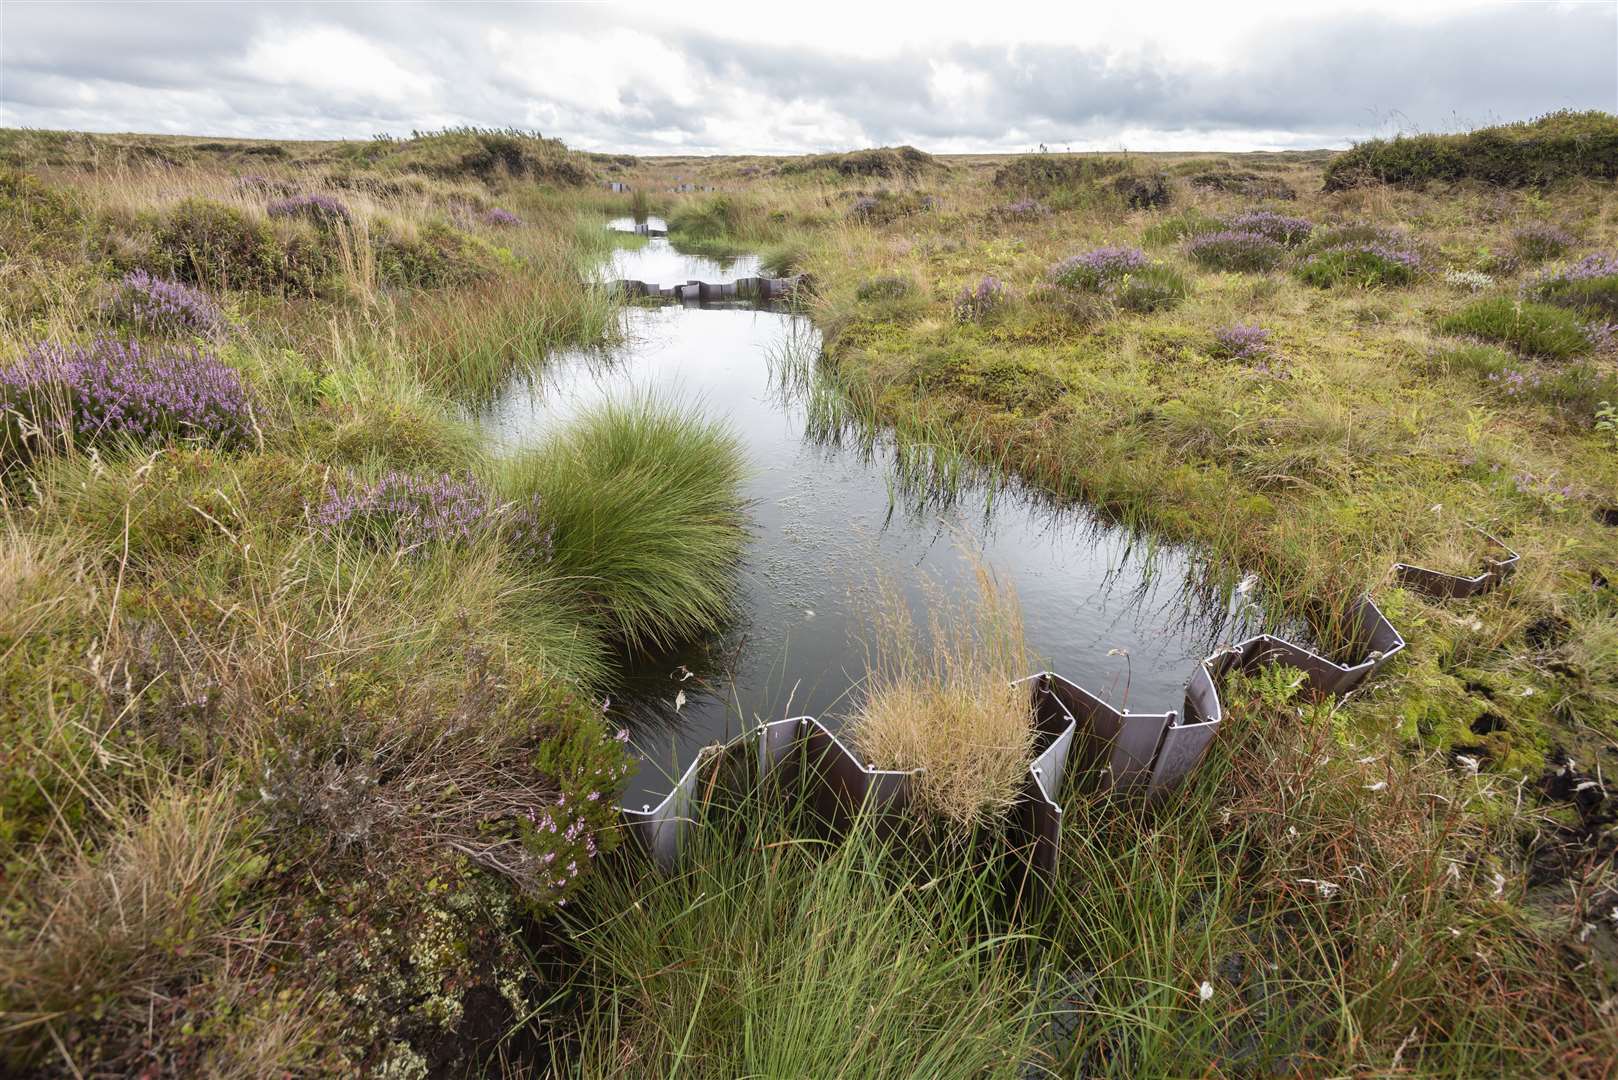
{"left": 486, "top": 237, "right": 1273, "bottom": 809}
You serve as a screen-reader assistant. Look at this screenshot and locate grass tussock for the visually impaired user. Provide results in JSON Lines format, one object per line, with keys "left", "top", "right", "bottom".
{"left": 558, "top": 803, "right": 1040, "bottom": 1077}
{"left": 1439, "top": 296, "right": 1592, "bottom": 359}
{"left": 848, "top": 564, "right": 1037, "bottom": 829}
{"left": 496, "top": 393, "right": 748, "bottom": 653}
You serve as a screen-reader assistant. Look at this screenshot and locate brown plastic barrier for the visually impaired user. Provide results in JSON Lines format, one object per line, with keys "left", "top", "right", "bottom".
{"left": 610, "top": 276, "right": 806, "bottom": 306}
{"left": 1393, "top": 529, "right": 1519, "bottom": 599}
{"left": 618, "top": 582, "right": 1451, "bottom": 881}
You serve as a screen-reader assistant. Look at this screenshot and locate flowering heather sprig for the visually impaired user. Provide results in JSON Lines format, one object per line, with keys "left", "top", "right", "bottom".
{"left": 103, "top": 270, "right": 229, "bottom": 340}
{"left": 1522, "top": 253, "right": 1618, "bottom": 319}
{"left": 994, "top": 198, "right": 1048, "bottom": 219}
{"left": 1530, "top": 253, "right": 1618, "bottom": 287}
{"left": 1336, "top": 242, "right": 1422, "bottom": 272}
{"left": 267, "top": 193, "right": 351, "bottom": 225}
{"left": 1511, "top": 222, "right": 1573, "bottom": 261}
{"left": 1586, "top": 320, "right": 1618, "bottom": 351}
{"left": 1486, "top": 368, "right": 1544, "bottom": 397}
{"left": 1048, "top": 246, "right": 1149, "bottom": 290}
{"left": 501, "top": 498, "right": 556, "bottom": 564}
{"left": 1211, "top": 323, "right": 1271, "bottom": 361}
{"left": 1224, "top": 211, "right": 1313, "bottom": 247}
{"left": 849, "top": 195, "right": 881, "bottom": 219}
{"left": 313, "top": 470, "right": 494, "bottom": 551}
{"left": 482, "top": 208, "right": 523, "bottom": 227}
{"left": 953, "top": 275, "right": 1007, "bottom": 322}
{"left": 0, "top": 338, "right": 252, "bottom": 449}
{"left": 1185, "top": 230, "right": 1284, "bottom": 272}
{"left": 313, "top": 469, "right": 557, "bottom": 559}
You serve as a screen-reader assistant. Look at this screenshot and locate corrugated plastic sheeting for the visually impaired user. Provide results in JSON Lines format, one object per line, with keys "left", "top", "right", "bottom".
{"left": 620, "top": 589, "right": 1425, "bottom": 882}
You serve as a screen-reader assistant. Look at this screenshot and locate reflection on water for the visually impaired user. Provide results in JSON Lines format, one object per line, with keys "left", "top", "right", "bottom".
{"left": 485, "top": 292, "right": 1279, "bottom": 810}
{"left": 603, "top": 220, "right": 761, "bottom": 286}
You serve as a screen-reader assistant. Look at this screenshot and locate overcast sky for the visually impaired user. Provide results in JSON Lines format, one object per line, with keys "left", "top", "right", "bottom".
{"left": 2, "top": 1, "right": 1614, "bottom": 154}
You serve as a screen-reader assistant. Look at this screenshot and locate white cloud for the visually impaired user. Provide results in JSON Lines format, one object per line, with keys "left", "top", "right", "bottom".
{"left": 0, "top": 1, "right": 1611, "bottom": 153}
{"left": 241, "top": 24, "right": 436, "bottom": 110}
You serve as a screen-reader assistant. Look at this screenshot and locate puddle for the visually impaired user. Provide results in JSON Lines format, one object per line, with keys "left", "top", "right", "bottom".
{"left": 485, "top": 237, "right": 1283, "bottom": 810}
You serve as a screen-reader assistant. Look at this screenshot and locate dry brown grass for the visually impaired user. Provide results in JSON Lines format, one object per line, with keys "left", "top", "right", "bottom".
{"left": 0, "top": 778, "right": 255, "bottom": 1055}
{"left": 847, "top": 562, "right": 1036, "bottom": 828}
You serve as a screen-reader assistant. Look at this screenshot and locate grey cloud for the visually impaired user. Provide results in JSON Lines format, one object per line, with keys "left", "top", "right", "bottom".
{"left": 1, "top": 1, "right": 1612, "bottom": 152}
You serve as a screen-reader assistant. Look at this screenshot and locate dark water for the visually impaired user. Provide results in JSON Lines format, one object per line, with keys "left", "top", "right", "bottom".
{"left": 486, "top": 236, "right": 1273, "bottom": 811}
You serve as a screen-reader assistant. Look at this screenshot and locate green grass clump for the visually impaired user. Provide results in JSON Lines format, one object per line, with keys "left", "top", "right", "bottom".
{"left": 1323, "top": 110, "right": 1618, "bottom": 189}
{"left": 1438, "top": 297, "right": 1592, "bottom": 359}
{"left": 1117, "top": 264, "right": 1191, "bottom": 312}
{"left": 1295, "top": 246, "right": 1419, "bottom": 288}
{"left": 667, "top": 194, "right": 760, "bottom": 255}
{"left": 1142, "top": 209, "right": 1222, "bottom": 246}
{"left": 560, "top": 803, "right": 1041, "bottom": 1076}
{"left": 495, "top": 394, "right": 747, "bottom": 653}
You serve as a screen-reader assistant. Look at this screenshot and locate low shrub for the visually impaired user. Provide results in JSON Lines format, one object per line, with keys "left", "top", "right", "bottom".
{"left": 373, "top": 220, "right": 488, "bottom": 289}
{"left": 314, "top": 468, "right": 556, "bottom": 561}
{"left": 101, "top": 270, "right": 229, "bottom": 339}
{"left": 1048, "top": 247, "right": 1188, "bottom": 312}
{"left": 1048, "top": 246, "right": 1150, "bottom": 291}
{"left": 148, "top": 198, "right": 332, "bottom": 295}
{"left": 1295, "top": 230, "right": 1421, "bottom": 287}
{"left": 1185, "top": 230, "right": 1285, "bottom": 272}
{"left": 1188, "top": 169, "right": 1296, "bottom": 200}
{"left": 952, "top": 276, "right": 1007, "bottom": 322}
{"left": 481, "top": 207, "right": 522, "bottom": 227}
{"left": 848, "top": 190, "right": 935, "bottom": 224}
{"left": 1211, "top": 323, "right": 1272, "bottom": 361}
{"left": 1112, "top": 171, "right": 1172, "bottom": 209}
{"left": 990, "top": 197, "right": 1048, "bottom": 220}
{"left": 778, "top": 145, "right": 935, "bottom": 179}
{"left": 1225, "top": 210, "right": 1313, "bottom": 246}
{"left": 266, "top": 193, "right": 351, "bottom": 226}
{"left": 1, "top": 338, "right": 253, "bottom": 458}
{"left": 1438, "top": 297, "right": 1592, "bottom": 360}
{"left": 1512, "top": 222, "right": 1574, "bottom": 263}
{"left": 1444, "top": 268, "right": 1496, "bottom": 292}
{"left": 313, "top": 469, "right": 496, "bottom": 551}
{"left": 1524, "top": 253, "right": 1618, "bottom": 320}
{"left": 1323, "top": 110, "right": 1618, "bottom": 189}
{"left": 1437, "top": 342, "right": 1618, "bottom": 416}
{"left": 495, "top": 395, "right": 746, "bottom": 652}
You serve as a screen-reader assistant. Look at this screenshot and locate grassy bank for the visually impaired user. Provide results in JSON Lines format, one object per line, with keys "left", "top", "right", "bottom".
{"left": 0, "top": 131, "right": 749, "bottom": 1075}
{"left": 557, "top": 123, "right": 1618, "bottom": 1073}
